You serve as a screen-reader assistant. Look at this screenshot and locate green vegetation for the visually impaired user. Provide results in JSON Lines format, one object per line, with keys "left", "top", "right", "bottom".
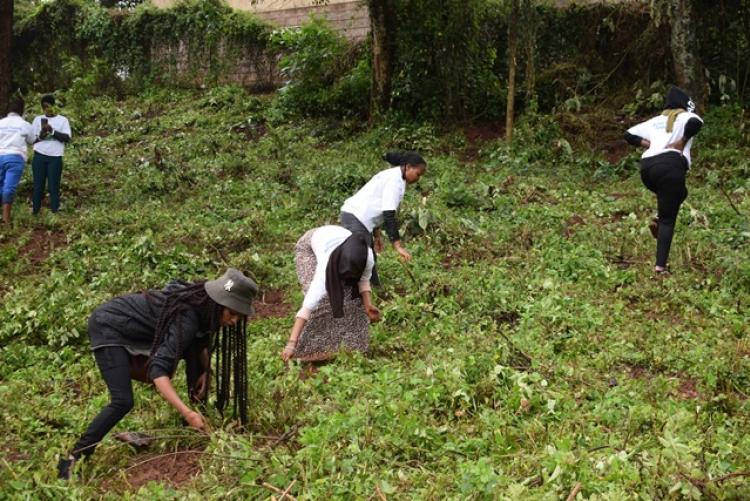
{"left": 0, "top": 86, "right": 748, "bottom": 498}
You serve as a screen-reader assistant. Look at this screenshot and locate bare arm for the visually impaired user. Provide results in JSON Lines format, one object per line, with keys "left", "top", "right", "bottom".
{"left": 153, "top": 376, "right": 205, "bottom": 430}
{"left": 360, "top": 290, "right": 380, "bottom": 322}
{"left": 282, "top": 317, "right": 307, "bottom": 362}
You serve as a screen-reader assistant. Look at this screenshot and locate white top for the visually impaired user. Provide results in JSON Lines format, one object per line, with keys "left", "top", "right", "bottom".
{"left": 627, "top": 111, "right": 703, "bottom": 168}
{"left": 0, "top": 113, "right": 35, "bottom": 161}
{"left": 32, "top": 114, "right": 71, "bottom": 157}
{"left": 297, "top": 225, "right": 374, "bottom": 320}
{"left": 341, "top": 166, "right": 406, "bottom": 231}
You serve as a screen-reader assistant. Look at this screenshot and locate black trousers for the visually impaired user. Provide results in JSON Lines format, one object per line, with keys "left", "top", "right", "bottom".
{"left": 70, "top": 345, "right": 207, "bottom": 459}
{"left": 640, "top": 152, "right": 689, "bottom": 268}
{"left": 71, "top": 346, "right": 133, "bottom": 458}
{"left": 340, "top": 211, "right": 380, "bottom": 286}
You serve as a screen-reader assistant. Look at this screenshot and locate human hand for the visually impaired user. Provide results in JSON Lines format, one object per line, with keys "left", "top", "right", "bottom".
{"left": 365, "top": 304, "right": 381, "bottom": 323}
{"left": 396, "top": 246, "right": 412, "bottom": 262}
{"left": 191, "top": 372, "right": 209, "bottom": 401}
{"left": 374, "top": 234, "right": 384, "bottom": 253}
{"left": 185, "top": 410, "right": 206, "bottom": 431}
{"left": 281, "top": 341, "right": 297, "bottom": 363}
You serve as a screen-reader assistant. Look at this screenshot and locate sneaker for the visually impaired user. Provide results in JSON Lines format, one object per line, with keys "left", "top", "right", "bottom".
{"left": 57, "top": 455, "right": 76, "bottom": 480}
{"left": 649, "top": 218, "right": 659, "bottom": 239}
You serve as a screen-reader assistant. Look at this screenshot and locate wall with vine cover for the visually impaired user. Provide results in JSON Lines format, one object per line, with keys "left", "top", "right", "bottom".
{"left": 12, "top": 0, "right": 276, "bottom": 94}
{"left": 11, "top": 0, "right": 750, "bottom": 118}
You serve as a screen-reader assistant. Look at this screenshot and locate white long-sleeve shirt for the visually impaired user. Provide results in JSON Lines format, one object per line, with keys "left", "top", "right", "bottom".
{"left": 32, "top": 114, "right": 72, "bottom": 157}
{"left": 627, "top": 111, "right": 703, "bottom": 168}
{"left": 297, "top": 225, "right": 374, "bottom": 320}
{"left": 0, "top": 113, "right": 35, "bottom": 161}
{"left": 341, "top": 167, "right": 406, "bottom": 231}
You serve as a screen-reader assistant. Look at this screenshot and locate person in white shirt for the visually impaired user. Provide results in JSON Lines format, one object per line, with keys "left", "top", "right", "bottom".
{"left": 0, "top": 97, "right": 35, "bottom": 224}
{"left": 625, "top": 85, "right": 704, "bottom": 274}
{"left": 31, "top": 94, "right": 71, "bottom": 214}
{"left": 281, "top": 226, "right": 380, "bottom": 364}
{"left": 340, "top": 151, "right": 427, "bottom": 284}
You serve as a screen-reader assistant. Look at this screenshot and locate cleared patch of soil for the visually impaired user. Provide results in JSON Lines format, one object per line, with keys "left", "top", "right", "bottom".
{"left": 603, "top": 139, "right": 631, "bottom": 164}
{"left": 1, "top": 440, "right": 30, "bottom": 462}
{"left": 461, "top": 123, "right": 505, "bottom": 161}
{"left": 254, "top": 289, "right": 293, "bottom": 319}
{"left": 624, "top": 364, "right": 701, "bottom": 400}
{"left": 105, "top": 449, "right": 203, "bottom": 491}
{"left": 563, "top": 214, "right": 585, "bottom": 238}
{"left": 19, "top": 228, "right": 67, "bottom": 264}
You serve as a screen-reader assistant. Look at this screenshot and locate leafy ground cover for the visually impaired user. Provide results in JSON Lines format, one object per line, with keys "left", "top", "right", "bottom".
{"left": 0, "top": 87, "right": 748, "bottom": 499}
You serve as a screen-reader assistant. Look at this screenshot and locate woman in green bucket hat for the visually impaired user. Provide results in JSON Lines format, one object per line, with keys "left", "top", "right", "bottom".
{"left": 58, "top": 268, "right": 258, "bottom": 480}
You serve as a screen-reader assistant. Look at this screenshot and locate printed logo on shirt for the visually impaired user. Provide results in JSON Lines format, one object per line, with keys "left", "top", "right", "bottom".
{"left": 224, "top": 279, "right": 234, "bottom": 291}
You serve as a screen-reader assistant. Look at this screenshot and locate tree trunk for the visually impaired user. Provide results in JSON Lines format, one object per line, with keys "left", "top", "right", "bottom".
{"left": 368, "top": 0, "right": 397, "bottom": 119}
{"left": 523, "top": 0, "right": 536, "bottom": 105}
{"left": 0, "top": 0, "right": 12, "bottom": 115}
{"left": 669, "top": 0, "right": 705, "bottom": 106}
{"left": 506, "top": 0, "right": 519, "bottom": 141}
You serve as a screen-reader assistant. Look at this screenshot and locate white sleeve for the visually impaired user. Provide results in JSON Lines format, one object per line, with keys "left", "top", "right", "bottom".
{"left": 60, "top": 117, "right": 72, "bottom": 137}
{"left": 25, "top": 122, "right": 36, "bottom": 145}
{"left": 381, "top": 177, "right": 404, "bottom": 211}
{"left": 357, "top": 249, "right": 374, "bottom": 294}
{"left": 297, "top": 261, "right": 328, "bottom": 320}
{"left": 627, "top": 119, "right": 652, "bottom": 140}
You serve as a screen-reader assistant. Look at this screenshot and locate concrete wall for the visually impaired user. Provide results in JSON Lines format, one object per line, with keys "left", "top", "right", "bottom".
{"left": 150, "top": 0, "right": 370, "bottom": 41}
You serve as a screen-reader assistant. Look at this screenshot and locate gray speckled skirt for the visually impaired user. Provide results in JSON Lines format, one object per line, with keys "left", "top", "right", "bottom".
{"left": 292, "top": 229, "right": 369, "bottom": 361}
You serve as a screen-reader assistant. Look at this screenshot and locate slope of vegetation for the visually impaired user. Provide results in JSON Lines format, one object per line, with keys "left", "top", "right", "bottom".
{"left": 0, "top": 87, "right": 748, "bottom": 499}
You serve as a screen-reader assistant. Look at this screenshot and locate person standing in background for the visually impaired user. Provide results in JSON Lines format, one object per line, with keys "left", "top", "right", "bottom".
{"left": 0, "top": 97, "right": 35, "bottom": 225}
{"left": 32, "top": 94, "right": 71, "bottom": 215}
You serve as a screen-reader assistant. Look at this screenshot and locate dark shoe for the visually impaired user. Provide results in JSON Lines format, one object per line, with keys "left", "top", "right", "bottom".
{"left": 57, "top": 455, "right": 76, "bottom": 480}
{"left": 649, "top": 218, "right": 659, "bottom": 239}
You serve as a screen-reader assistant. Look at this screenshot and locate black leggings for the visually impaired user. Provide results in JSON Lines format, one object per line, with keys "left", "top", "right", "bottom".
{"left": 640, "top": 152, "right": 689, "bottom": 268}
{"left": 71, "top": 347, "right": 133, "bottom": 458}
{"left": 70, "top": 345, "right": 206, "bottom": 459}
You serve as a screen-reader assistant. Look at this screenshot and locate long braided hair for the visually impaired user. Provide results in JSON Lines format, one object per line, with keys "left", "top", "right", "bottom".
{"left": 146, "top": 281, "right": 249, "bottom": 425}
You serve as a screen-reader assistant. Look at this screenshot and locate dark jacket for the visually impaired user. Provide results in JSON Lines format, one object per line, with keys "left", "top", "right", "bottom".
{"left": 88, "top": 283, "right": 211, "bottom": 381}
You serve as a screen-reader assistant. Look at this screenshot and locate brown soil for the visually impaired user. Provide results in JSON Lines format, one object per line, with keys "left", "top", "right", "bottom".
{"left": 105, "top": 449, "right": 203, "bottom": 491}
{"left": 461, "top": 124, "right": 505, "bottom": 161}
{"left": 625, "top": 364, "right": 701, "bottom": 400}
{"left": 1, "top": 440, "right": 29, "bottom": 462}
{"left": 19, "top": 228, "right": 67, "bottom": 264}
{"left": 254, "top": 288, "right": 293, "bottom": 319}
{"left": 676, "top": 378, "right": 700, "bottom": 400}
{"left": 563, "top": 214, "right": 585, "bottom": 238}
{"left": 603, "top": 139, "right": 631, "bottom": 164}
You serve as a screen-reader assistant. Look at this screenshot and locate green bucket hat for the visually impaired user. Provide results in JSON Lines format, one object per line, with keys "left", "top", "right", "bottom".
{"left": 204, "top": 268, "right": 258, "bottom": 317}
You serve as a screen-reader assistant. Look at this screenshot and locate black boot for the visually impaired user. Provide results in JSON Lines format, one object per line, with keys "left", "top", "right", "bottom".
{"left": 57, "top": 454, "right": 76, "bottom": 480}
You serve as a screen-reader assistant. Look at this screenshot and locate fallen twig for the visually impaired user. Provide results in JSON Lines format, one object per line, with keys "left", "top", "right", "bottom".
{"left": 565, "top": 481, "right": 582, "bottom": 501}
{"left": 267, "top": 422, "right": 303, "bottom": 449}
{"left": 280, "top": 479, "right": 297, "bottom": 500}
{"left": 375, "top": 483, "right": 388, "bottom": 501}
{"left": 122, "top": 449, "right": 261, "bottom": 472}
{"left": 717, "top": 182, "right": 743, "bottom": 217}
{"left": 262, "top": 482, "right": 298, "bottom": 501}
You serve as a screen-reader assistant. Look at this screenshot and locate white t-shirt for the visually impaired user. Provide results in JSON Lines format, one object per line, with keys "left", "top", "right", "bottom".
{"left": 627, "top": 111, "right": 703, "bottom": 168}
{"left": 32, "top": 115, "right": 72, "bottom": 157}
{"left": 341, "top": 167, "right": 406, "bottom": 232}
{"left": 0, "top": 113, "right": 35, "bottom": 161}
{"left": 297, "top": 225, "right": 374, "bottom": 320}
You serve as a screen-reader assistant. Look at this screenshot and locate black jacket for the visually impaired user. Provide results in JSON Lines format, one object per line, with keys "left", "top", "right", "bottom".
{"left": 88, "top": 283, "right": 211, "bottom": 381}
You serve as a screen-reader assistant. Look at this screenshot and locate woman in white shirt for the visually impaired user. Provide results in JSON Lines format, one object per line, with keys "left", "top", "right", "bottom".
{"left": 625, "top": 86, "right": 703, "bottom": 274}
{"left": 281, "top": 226, "right": 380, "bottom": 363}
{"left": 0, "top": 97, "right": 35, "bottom": 224}
{"left": 340, "top": 151, "right": 427, "bottom": 284}
{"left": 31, "top": 94, "right": 71, "bottom": 214}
